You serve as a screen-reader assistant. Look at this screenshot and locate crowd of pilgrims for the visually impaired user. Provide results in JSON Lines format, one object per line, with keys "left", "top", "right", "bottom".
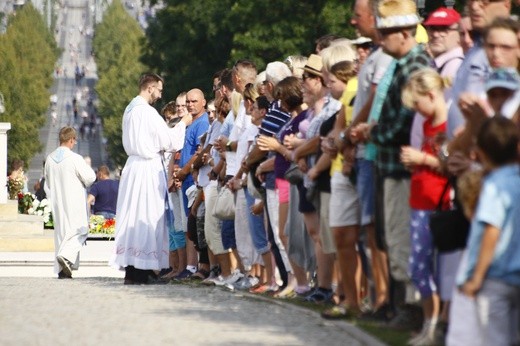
{"left": 117, "top": 1, "right": 520, "bottom": 345}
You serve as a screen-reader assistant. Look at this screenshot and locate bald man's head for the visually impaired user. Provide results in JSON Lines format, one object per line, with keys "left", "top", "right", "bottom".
{"left": 186, "top": 88, "right": 207, "bottom": 117}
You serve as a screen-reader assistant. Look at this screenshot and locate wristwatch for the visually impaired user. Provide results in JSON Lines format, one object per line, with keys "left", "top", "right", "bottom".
{"left": 226, "top": 141, "right": 232, "bottom": 152}
{"left": 339, "top": 129, "right": 347, "bottom": 142}
{"left": 439, "top": 143, "right": 450, "bottom": 163}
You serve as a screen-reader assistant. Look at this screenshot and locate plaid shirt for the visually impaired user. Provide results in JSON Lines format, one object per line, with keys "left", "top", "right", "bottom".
{"left": 370, "top": 44, "right": 432, "bottom": 178}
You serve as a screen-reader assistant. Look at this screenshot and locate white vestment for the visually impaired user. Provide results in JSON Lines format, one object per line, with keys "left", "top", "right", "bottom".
{"left": 109, "top": 95, "right": 186, "bottom": 271}
{"left": 44, "top": 146, "right": 96, "bottom": 274}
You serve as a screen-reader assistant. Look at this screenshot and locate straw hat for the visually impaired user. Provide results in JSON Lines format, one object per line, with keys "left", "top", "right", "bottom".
{"left": 302, "top": 54, "right": 323, "bottom": 77}
{"left": 376, "top": 0, "right": 421, "bottom": 30}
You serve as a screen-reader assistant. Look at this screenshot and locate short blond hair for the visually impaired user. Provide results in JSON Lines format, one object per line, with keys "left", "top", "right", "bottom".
{"left": 59, "top": 126, "right": 76, "bottom": 144}
{"left": 402, "top": 68, "right": 448, "bottom": 109}
{"left": 320, "top": 43, "right": 356, "bottom": 72}
{"left": 243, "top": 83, "right": 259, "bottom": 102}
{"left": 230, "top": 90, "right": 243, "bottom": 117}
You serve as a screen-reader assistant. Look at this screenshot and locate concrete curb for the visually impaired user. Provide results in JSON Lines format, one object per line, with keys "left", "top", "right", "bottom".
{"left": 239, "top": 292, "right": 388, "bottom": 346}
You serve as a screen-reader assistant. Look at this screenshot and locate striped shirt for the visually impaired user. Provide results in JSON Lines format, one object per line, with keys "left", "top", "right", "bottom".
{"left": 259, "top": 100, "right": 291, "bottom": 137}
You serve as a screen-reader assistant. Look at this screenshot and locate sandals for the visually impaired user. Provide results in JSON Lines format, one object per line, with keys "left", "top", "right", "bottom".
{"left": 189, "top": 269, "right": 210, "bottom": 281}
{"left": 321, "top": 306, "right": 351, "bottom": 320}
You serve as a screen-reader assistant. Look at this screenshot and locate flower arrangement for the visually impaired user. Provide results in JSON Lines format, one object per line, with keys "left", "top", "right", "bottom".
{"left": 18, "top": 192, "right": 54, "bottom": 227}
{"left": 18, "top": 192, "right": 35, "bottom": 214}
{"left": 29, "top": 197, "right": 53, "bottom": 226}
{"left": 7, "top": 176, "right": 25, "bottom": 200}
{"left": 89, "top": 215, "right": 116, "bottom": 236}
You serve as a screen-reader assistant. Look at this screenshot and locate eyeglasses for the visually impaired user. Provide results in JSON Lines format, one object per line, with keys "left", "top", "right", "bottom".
{"left": 212, "top": 84, "right": 221, "bottom": 92}
{"left": 302, "top": 73, "right": 315, "bottom": 81}
{"left": 426, "top": 26, "right": 459, "bottom": 36}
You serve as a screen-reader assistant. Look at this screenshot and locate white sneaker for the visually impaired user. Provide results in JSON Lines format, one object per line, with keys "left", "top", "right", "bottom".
{"left": 211, "top": 271, "right": 244, "bottom": 287}
{"left": 233, "top": 275, "right": 259, "bottom": 290}
{"left": 408, "top": 321, "right": 437, "bottom": 346}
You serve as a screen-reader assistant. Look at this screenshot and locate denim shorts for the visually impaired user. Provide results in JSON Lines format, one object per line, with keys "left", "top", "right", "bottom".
{"left": 355, "top": 158, "right": 375, "bottom": 226}
{"left": 168, "top": 227, "right": 186, "bottom": 251}
{"left": 221, "top": 219, "right": 236, "bottom": 250}
{"left": 244, "top": 187, "right": 270, "bottom": 254}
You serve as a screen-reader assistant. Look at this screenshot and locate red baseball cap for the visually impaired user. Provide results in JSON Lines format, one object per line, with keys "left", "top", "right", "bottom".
{"left": 424, "top": 7, "right": 461, "bottom": 27}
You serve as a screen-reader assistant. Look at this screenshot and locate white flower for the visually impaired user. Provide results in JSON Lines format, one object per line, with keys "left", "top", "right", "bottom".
{"left": 36, "top": 210, "right": 43, "bottom": 216}
{"left": 40, "top": 199, "right": 49, "bottom": 207}
{"left": 32, "top": 200, "right": 39, "bottom": 208}
{"left": 28, "top": 208, "right": 34, "bottom": 214}
{"left": 43, "top": 206, "right": 51, "bottom": 214}
{"left": 43, "top": 214, "right": 49, "bottom": 223}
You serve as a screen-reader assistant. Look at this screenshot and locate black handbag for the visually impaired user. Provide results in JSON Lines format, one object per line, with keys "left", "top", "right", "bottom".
{"left": 284, "top": 163, "right": 304, "bottom": 185}
{"left": 429, "top": 182, "right": 470, "bottom": 253}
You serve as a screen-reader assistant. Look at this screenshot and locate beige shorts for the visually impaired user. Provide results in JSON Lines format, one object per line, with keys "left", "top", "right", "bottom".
{"left": 329, "top": 172, "right": 360, "bottom": 227}
{"left": 319, "top": 192, "right": 335, "bottom": 254}
{"left": 204, "top": 182, "right": 226, "bottom": 255}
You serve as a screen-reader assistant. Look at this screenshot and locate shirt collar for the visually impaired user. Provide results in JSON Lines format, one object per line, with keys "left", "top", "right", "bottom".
{"left": 396, "top": 44, "right": 424, "bottom": 66}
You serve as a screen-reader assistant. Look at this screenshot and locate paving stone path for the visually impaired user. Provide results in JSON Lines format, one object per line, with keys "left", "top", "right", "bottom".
{"left": 0, "top": 276, "right": 385, "bottom": 346}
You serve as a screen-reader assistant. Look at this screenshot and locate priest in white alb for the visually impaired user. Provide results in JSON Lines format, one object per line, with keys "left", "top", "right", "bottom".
{"left": 45, "top": 126, "right": 96, "bottom": 279}
{"left": 109, "top": 73, "right": 191, "bottom": 284}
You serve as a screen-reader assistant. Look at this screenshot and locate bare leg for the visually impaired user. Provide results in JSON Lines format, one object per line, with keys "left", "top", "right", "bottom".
{"left": 366, "top": 223, "right": 389, "bottom": 309}
{"left": 186, "top": 235, "right": 198, "bottom": 268}
{"left": 334, "top": 225, "right": 361, "bottom": 311}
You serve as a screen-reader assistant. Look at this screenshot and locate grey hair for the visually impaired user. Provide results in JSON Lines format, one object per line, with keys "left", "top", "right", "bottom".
{"left": 265, "top": 61, "right": 293, "bottom": 86}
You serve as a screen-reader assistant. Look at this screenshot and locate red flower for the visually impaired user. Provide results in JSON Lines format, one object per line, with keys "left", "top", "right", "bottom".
{"left": 103, "top": 218, "right": 115, "bottom": 229}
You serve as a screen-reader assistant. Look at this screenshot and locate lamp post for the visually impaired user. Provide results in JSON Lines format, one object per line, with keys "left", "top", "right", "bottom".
{"left": 0, "top": 93, "right": 9, "bottom": 204}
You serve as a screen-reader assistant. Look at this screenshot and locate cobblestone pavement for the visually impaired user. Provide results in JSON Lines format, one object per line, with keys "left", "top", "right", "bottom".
{"left": 0, "top": 276, "right": 385, "bottom": 346}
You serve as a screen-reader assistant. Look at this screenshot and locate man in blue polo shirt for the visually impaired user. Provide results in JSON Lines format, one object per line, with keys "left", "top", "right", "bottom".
{"left": 87, "top": 165, "right": 119, "bottom": 219}
{"left": 173, "top": 88, "right": 210, "bottom": 278}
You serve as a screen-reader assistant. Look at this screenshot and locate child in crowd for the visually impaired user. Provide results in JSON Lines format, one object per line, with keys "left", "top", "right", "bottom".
{"left": 457, "top": 116, "right": 520, "bottom": 346}
{"left": 400, "top": 68, "right": 450, "bottom": 346}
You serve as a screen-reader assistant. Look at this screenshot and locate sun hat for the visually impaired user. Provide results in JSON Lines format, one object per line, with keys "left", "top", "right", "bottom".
{"left": 302, "top": 54, "right": 323, "bottom": 77}
{"left": 350, "top": 36, "right": 372, "bottom": 45}
{"left": 423, "top": 7, "right": 461, "bottom": 27}
{"left": 485, "top": 68, "right": 520, "bottom": 92}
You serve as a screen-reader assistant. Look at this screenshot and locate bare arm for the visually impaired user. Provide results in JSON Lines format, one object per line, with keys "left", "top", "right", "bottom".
{"left": 307, "top": 152, "right": 332, "bottom": 181}
{"left": 293, "top": 136, "right": 321, "bottom": 162}
{"left": 460, "top": 224, "right": 500, "bottom": 297}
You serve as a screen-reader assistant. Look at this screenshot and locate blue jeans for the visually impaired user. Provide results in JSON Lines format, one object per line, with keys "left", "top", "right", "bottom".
{"left": 95, "top": 211, "right": 115, "bottom": 219}
{"left": 355, "top": 158, "right": 375, "bottom": 226}
{"left": 244, "top": 187, "right": 270, "bottom": 254}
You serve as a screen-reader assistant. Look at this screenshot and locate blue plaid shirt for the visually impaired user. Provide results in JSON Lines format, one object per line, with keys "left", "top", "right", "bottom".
{"left": 370, "top": 44, "right": 432, "bottom": 178}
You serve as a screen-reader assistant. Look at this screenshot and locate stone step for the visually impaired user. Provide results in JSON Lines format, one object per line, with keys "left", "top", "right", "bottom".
{"left": 0, "top": 214, "right": 45, "bottom": 236}
{"left": 0, "top": 236, "right": 54, "bottom": 252}
{"left": 0, "top": 200, "right": 18, "bottom": 218}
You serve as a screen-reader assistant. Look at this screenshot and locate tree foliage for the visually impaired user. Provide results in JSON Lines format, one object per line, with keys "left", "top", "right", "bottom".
{"left": 93, "top": 0, "right": 146, "bottom": 168}
{"left": 142, "top": 0, "right": 356, "bottom": 101}
{"left": 0, "top": 4, "right": 59, "bottom": 168}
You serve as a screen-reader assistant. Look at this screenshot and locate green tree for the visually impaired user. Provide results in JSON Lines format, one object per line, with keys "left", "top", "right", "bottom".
{"left": 93, "top": 0, "right": 146, "bottom": 167}
{"left": 0, "top": 4, "right": 59, "bottom": 168}
{"left": 143, "top": 0, "right": 356, "bottom": 100}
